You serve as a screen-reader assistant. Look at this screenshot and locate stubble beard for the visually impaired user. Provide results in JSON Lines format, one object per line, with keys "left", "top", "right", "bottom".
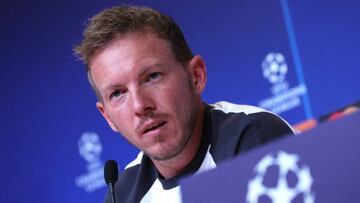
{"left": 147, "top": 83, "right": 199, "bottom": 161}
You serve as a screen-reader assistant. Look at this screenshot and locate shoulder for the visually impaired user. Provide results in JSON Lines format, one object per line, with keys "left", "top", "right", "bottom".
{"left": 207, "top": 101, "right": 295, "bottom": 160}
{"left": 210, "top": 101, "right": 295, "bottom": 135}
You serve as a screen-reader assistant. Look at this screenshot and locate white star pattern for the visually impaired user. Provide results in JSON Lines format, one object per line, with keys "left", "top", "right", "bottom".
{"left": 247, "top": 176, "right": 265, "bottom": 203}
{"left": 246, "top": 151, "right": 315, "bottom": 203}
{"left": 267, "top": 179, "right": 296, "bottom": 203}
{"left": 297, "top": 166, "right": 313, "bottom": 192}
{"left": 277, "top": 151, "right": 299, "bottom": 175}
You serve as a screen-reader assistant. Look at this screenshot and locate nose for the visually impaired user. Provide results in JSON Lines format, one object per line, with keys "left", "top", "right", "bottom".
{"left": 131, "top": 88, "right": 155, "bottom": 117}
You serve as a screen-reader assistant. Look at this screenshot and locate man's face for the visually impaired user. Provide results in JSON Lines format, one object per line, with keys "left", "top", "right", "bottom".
{"left": 90, "top": 32, "right": 205, "bottom": 161}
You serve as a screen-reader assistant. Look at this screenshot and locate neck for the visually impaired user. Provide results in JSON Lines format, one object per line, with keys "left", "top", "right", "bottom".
{"left": 152, "top": 103, "right": 206, "bottom": 179}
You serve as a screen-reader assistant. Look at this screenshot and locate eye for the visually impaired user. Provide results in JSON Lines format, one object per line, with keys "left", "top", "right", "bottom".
{"left": 110, "top": 90, "right": 122, "bottom": 99}
{"left": 149, "top": 72, "right": 161, "bottom": 80}
{"left": 145, "top": 72, "right": 162, "bottom": 83}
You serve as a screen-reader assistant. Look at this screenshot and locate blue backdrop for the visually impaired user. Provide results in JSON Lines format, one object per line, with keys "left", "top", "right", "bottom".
{"left": 1, "top": 0, "right": 359, "bottom": 202}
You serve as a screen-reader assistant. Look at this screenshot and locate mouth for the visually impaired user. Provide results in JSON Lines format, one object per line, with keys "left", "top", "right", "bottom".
{"left": 143, "top": 121, "right": 167, "bottom": 135}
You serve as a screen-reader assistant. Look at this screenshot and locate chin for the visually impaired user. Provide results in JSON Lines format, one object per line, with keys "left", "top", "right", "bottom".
{"left": 146, "top": 148, "right": 179, "bottom": 161}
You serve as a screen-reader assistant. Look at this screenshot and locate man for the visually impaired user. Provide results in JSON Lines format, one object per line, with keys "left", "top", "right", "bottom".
{"left": 74, "top": 5, "right": 294, "bottom": 203}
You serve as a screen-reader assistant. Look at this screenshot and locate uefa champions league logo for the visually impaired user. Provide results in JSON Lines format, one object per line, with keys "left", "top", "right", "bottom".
{"left": 75, "top": 132, "right": 106, "bottom": 193}
{"left": 246, "top": 151, "right": 315, "bottom": 203}
{"left": 262, "top": 53, "right": 288, "bottom": 84}
{"left": 79, "top": 132, "right": 102, "bottom": 164}
{"left": 262, "top": 52, "right": 289, "bottom": 95}
{"left": 258, "top": 52, "right": 307, "bottom": 114}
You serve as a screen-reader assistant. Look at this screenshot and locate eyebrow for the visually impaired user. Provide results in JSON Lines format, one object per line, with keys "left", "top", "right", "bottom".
{"left": 103, "top": 84, "right": 123, "bottom": 94}
{"left": 138, "top": 63, "right": 164, "bottom": 77}
{"left": 102, "top": 63, "right": 165, "bottom": 93}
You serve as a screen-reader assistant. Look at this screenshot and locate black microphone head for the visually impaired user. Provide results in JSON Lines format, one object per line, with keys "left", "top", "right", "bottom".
{"left": 104, "top": 160, "right": 118, "bottom": 185}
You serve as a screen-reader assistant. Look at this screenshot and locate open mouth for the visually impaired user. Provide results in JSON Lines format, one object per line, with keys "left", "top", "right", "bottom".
{"left": 143, "top": 121, "right": 167, "bottom": 134}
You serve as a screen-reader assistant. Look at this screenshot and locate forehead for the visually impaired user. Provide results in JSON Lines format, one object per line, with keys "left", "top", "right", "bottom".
{"left": 88, "top": 32, "right": 179, "bottom": 90}
{"left": 90, "top": 32, "right": 175, "bottom": 68}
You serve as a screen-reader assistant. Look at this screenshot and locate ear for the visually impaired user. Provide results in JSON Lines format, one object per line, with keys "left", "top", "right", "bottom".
{"left": 96, "top": 101, "right": 118, "bottom": 132}
{"left": 188, "top": 55, "right": 207, "bottom": 94}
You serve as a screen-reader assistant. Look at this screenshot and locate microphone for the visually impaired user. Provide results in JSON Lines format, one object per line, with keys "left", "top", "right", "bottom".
{"left": 104, "top": 160, "right": 118, "bottom": 203}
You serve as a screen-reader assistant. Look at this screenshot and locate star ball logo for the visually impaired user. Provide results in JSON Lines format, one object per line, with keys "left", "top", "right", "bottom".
{"left": 258, "top": 53, "right": 307, "bottom": 115}
{"left": 246, "top": 151, "right": 315, "bottom": 203}
{"left": 75, "top": 132, "right": 106, "bottom": 193}
{"left": 79, "top": 132, "right": 102, "bottom": 164}
{"left": 262, "top": 53, "right": 288, "bottom": 84}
